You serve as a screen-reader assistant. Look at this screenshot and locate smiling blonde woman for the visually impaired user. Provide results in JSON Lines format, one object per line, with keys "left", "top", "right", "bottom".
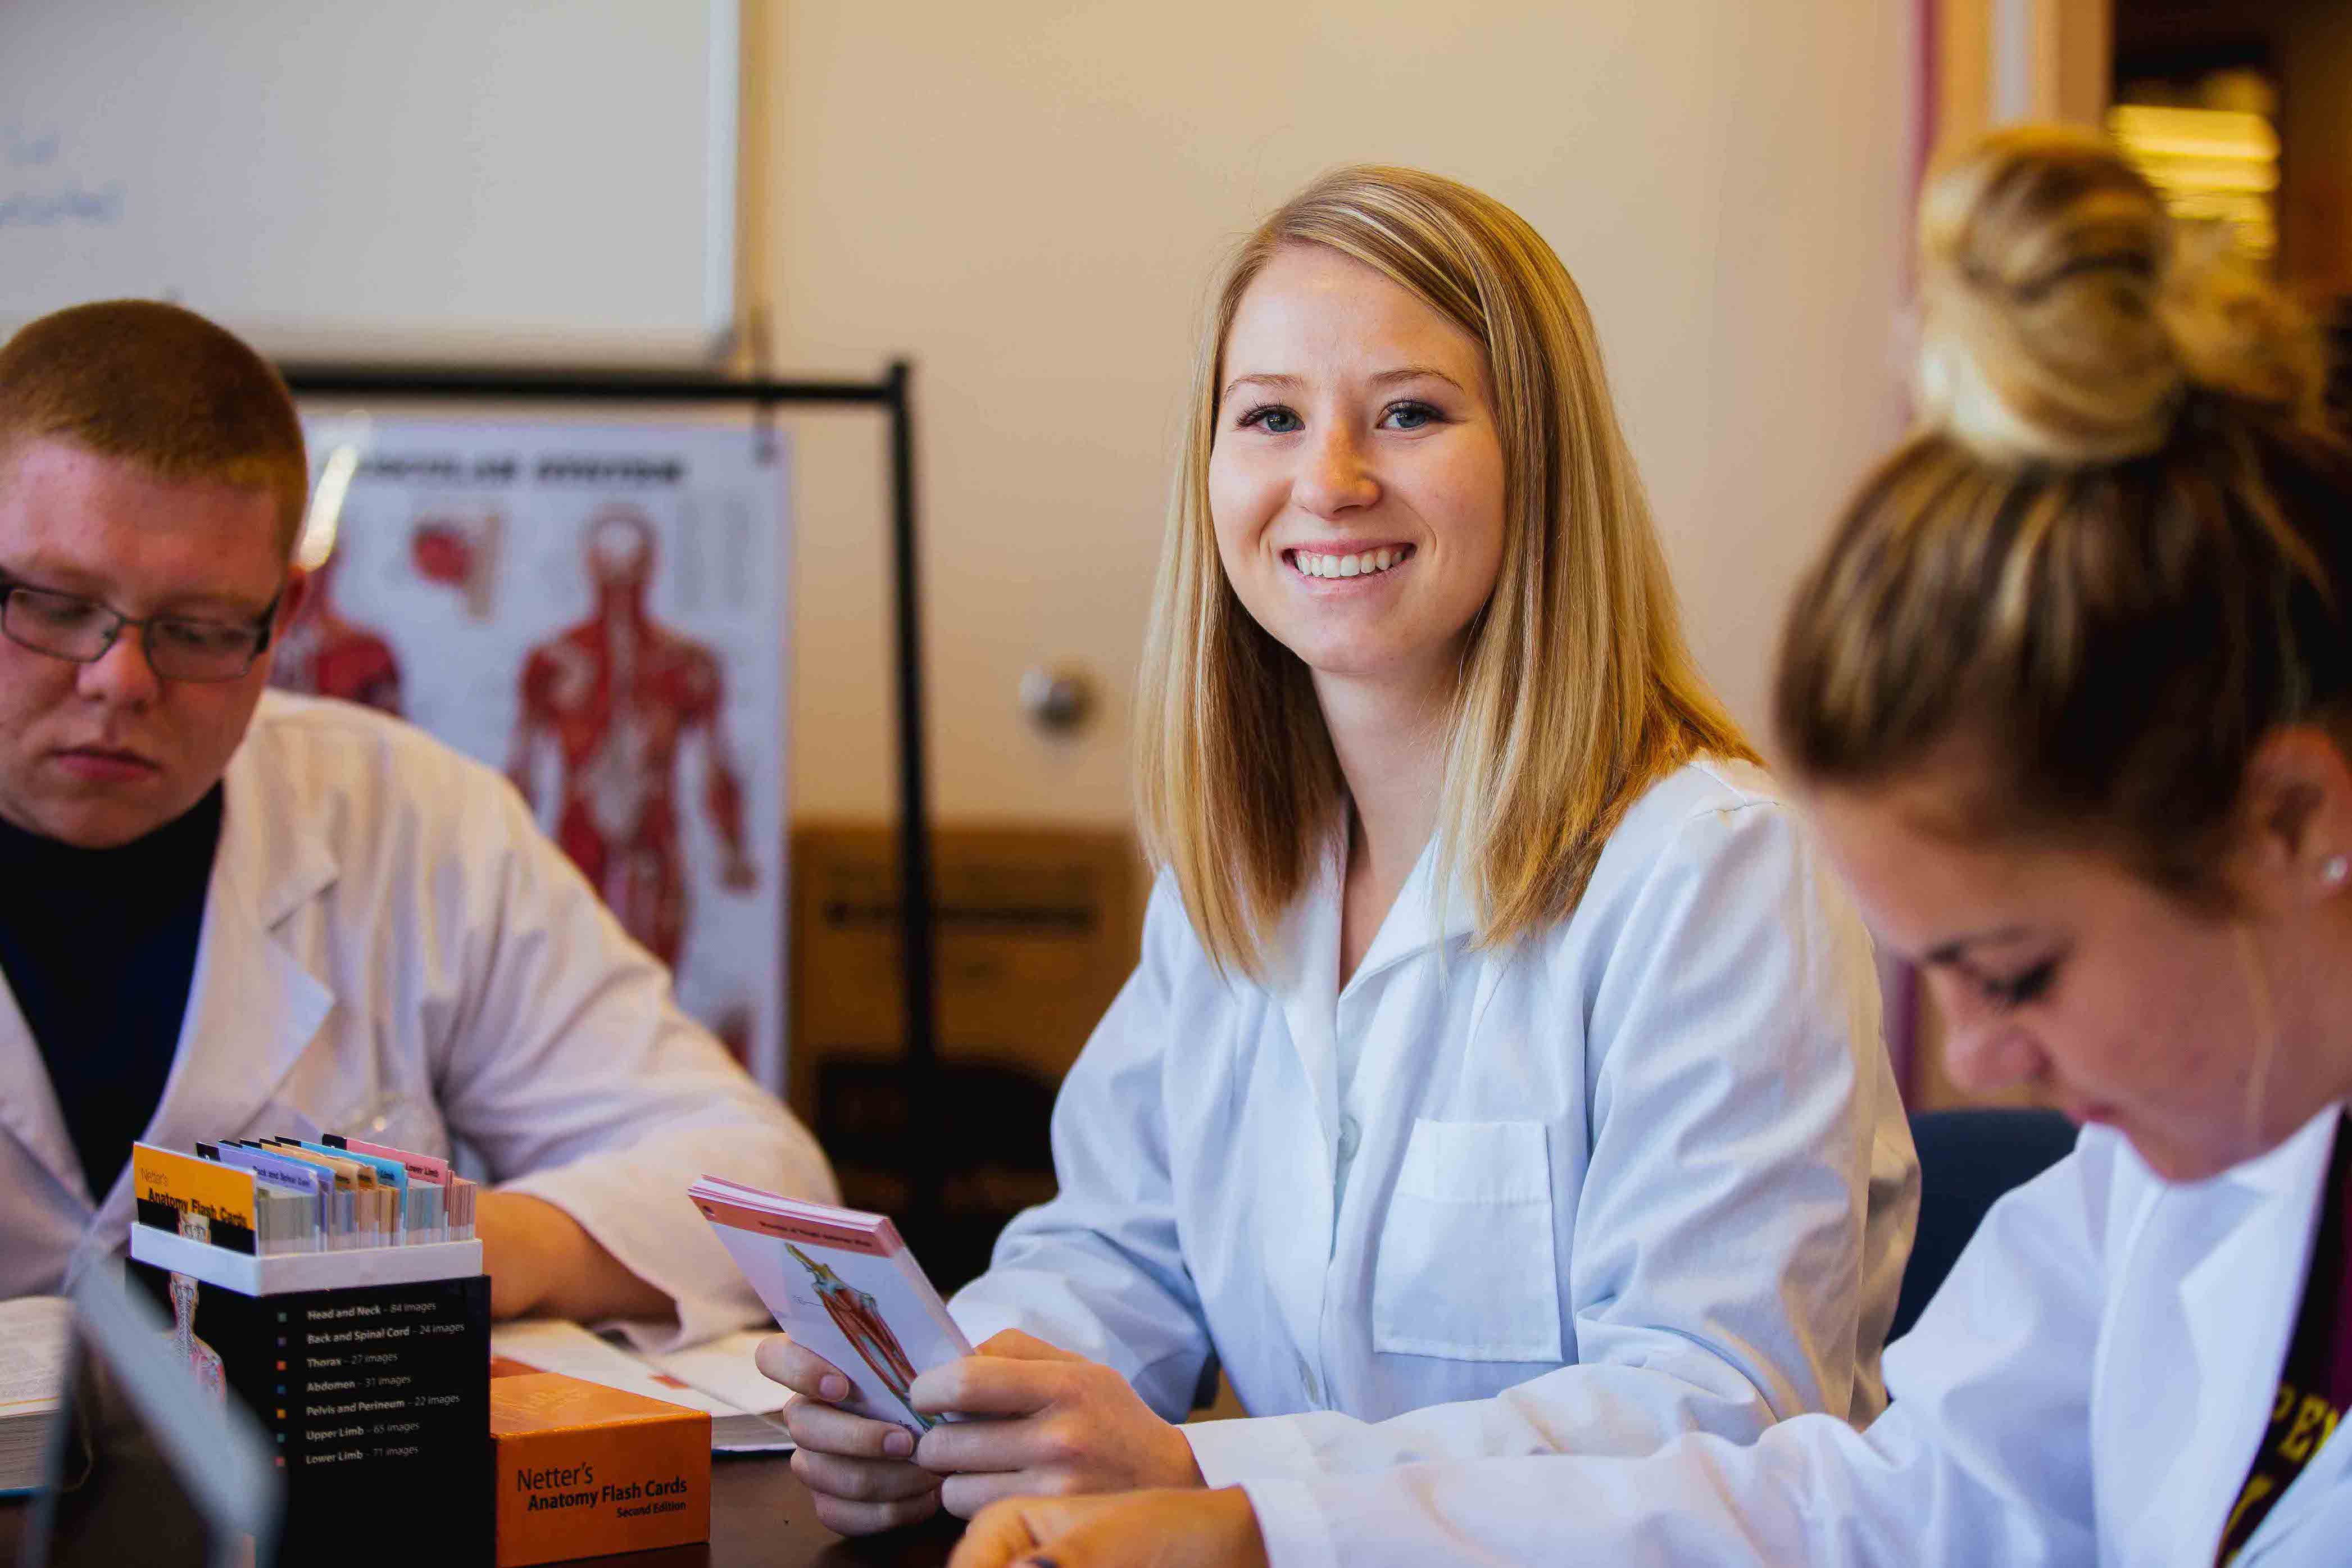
{"left": 1137, "top": 166, "right": 1772, "bottom": 973}
{"left": 761, "top": 165, "right": 1917, "bottom": 1537}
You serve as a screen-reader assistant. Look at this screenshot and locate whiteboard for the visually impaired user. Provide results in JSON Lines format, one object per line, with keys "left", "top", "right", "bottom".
{"left": 1, "top": 0, "right": 737, "bottom": 365}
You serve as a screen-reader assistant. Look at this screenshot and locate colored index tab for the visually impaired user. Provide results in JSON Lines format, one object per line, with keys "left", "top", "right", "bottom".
{"left": 292, "top": 1139, "right": 406, "bottom": 1190}
{"left": 212, "top": 1143, "right": 332, "bottom": 1198}
{"left": 329, "top": 1134, "right": 451, "bottom": 1185}
{"left": 262, "top": 1138, "right": 376, "bottom": 1187}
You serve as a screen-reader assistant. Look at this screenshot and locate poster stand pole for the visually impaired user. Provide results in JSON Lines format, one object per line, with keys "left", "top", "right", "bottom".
{"left": 279, "top": 362, "right": 946, "bottom": 1249}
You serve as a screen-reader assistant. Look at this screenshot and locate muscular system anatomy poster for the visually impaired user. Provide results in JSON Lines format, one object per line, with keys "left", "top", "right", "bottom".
{"left": 281, "top": 416, "right": 791, "bottom": 1094}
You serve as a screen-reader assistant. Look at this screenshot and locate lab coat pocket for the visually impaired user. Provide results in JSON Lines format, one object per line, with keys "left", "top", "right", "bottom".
{"left": 1372, "top": 1118, "right": 1563, "bottom": 1364}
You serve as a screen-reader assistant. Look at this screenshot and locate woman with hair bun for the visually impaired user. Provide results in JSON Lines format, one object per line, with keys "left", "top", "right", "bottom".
{"left": 949, "top": 126, "right": 2352, "bottom": 1568}
{"left": 764, "top": 165, "right": 1917, "bottom": 1537}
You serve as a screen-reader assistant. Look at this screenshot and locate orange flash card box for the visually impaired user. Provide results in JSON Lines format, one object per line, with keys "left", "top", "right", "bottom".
{"left": 489, "top": 1371, "right": 711, "bottom": 1566}
{"left": 126, "top": 1219, "right": 492, "bottom": 1565}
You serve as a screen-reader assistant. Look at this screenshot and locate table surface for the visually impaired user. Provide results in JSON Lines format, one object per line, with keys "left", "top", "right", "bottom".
{"left": 0, "top": 1452, "right": 965, "bottom": 1568}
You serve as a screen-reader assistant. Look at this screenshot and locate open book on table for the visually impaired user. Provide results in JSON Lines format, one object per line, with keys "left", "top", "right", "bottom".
{"left": 0, "top": 1296, "right": 69, "bottom": 1496}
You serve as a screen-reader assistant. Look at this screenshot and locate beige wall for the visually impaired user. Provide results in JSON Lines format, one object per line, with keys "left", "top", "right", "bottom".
{"left": 747, "top": 2, "right": 1914, "bottom": 827}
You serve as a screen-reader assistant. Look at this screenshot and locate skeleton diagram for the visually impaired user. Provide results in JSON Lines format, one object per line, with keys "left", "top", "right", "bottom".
{"left": 787, "top": 1244, "right": 932, "bottom": 1431}
{"left": 270, "top": 547, "right": 403, "bottom": 715}
{"left": 507, "top": 505, "right": 756, "bottom": 970}
{"left": 167, "top": 1242, "right": 226, "bottom": 1411}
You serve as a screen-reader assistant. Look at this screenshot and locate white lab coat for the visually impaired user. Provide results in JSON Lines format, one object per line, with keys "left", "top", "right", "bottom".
{"left": 0, "top": 692, "right": 834, "bottom": 1348}
{"left": 1241, "top": 1107, "right": 2352, "bottom": 1568}
{"left": 950, "top": 760, "right": 1918, "bottom": 1481}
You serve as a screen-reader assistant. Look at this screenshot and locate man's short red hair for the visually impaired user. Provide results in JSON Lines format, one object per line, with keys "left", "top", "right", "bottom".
{"left": 0, "top": 300, "right": 307, "bottom": 556}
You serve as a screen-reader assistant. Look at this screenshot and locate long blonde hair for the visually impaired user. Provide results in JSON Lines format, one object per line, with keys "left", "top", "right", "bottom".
{"left": 1136, "top": 165, "right": 1753, "bottom": 976}
{"left": 1775, "top": 126, "right": 2350, "bottom": 900}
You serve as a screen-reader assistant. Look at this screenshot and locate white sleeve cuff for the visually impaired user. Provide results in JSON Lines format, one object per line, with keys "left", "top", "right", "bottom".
{"left": 497, "top": 1162, "right": 766, "bottom": 1355}
{"left": 1238, "top": 1479, "right": 1343, "bottom": 1568}
{"left": 1183, "top": 1411, "right": 1324, "bottom": 1487}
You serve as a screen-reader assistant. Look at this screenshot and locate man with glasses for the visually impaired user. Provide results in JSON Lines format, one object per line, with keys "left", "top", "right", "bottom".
{"left": 0, "top": 300, "right": 835, "bottom": 1348}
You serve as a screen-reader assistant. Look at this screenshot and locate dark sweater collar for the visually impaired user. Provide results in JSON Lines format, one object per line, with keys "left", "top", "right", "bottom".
{"left": 0, "top": 785, "right": 226, "bottom": 884}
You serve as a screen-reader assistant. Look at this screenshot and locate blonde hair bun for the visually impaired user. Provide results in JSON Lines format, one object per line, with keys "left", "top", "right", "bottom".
{"left": 1917, "top": 124, "right": 2324, "bottom": 467}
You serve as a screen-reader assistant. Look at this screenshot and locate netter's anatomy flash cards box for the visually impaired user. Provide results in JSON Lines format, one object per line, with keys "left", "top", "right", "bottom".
{"left": 126, "top": 1140, "right": 491, "bottom": 1563}
{"left": 688, "top": 1178, "right": 971, "bottom": 1435}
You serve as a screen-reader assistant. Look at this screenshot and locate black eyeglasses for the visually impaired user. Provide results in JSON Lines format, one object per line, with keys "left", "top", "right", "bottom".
{"left": 0, "top": 572, "right": 283, "bottom": 683}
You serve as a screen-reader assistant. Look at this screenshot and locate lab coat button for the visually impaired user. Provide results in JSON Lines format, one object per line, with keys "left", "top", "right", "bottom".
{"left": 1337, "top": 1117, "right": 1361, "bottom": 1161}
{"left": 1296, "top": 1353, "right": 1320, "bottom": 1405}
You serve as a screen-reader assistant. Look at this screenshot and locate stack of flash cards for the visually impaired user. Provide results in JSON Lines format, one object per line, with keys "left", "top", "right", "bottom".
{"left": 126, "top": 1134, "right": 493, "bottom": 1564}
{"left": 689, "top": 1176, "right": 972, "bottom": 1437}
{"left": 133, "top": 1138, "right": 478, "bottom": 1255}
